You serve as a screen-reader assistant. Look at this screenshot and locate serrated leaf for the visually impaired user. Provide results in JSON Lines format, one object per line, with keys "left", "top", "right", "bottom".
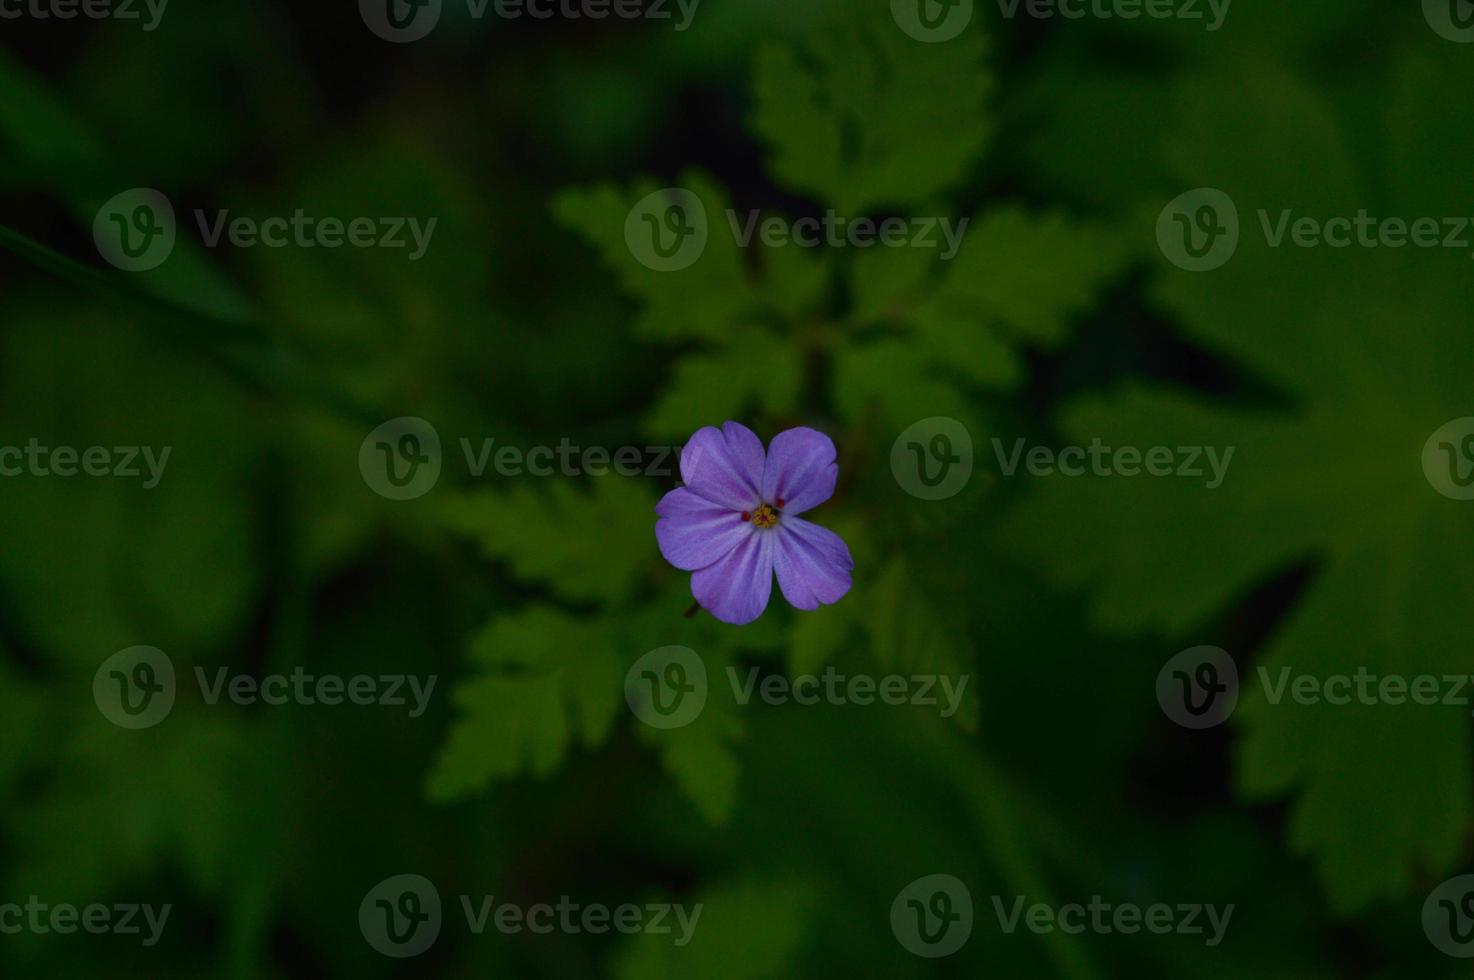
{"left": 630, "top": 641, "right": 745, "bottom": 824}
{"left": 848, "top": 245, "right": 937, "bottom": 323}
{"left": 644, "top": 336, "right": 803, "bottom": 440}
{"left": 554, "top": 171, "right": 757, "bottom": 342}
{"left": 761, "top": 237, "right": 830, "bottom": 320}
{"left": 426, "top": 608, "right": 621, "bottom": 801}
{"left": 921, "top": 208, "right": 1127, "bottom": 348}
{"left": 1006, "top": 60, "right": 1474, "bottom": 912}
{"left": 444, "top": 476, "right": 656, "bottom": 605}
{"left": 832, "top": 339, "right": 975, "bottom": 429}
{"left": 750, "top": 7, "right": 991, "bottom": 213}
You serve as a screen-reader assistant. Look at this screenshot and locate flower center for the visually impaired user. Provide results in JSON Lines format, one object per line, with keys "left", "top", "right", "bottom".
{"left": 743, "top": 502, "right": 780, "bottom": 529}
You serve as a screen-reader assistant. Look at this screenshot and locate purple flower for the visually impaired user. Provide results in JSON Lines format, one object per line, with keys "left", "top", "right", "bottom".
{"left": 656, "top": 422, "right": 854, "bottom": 625}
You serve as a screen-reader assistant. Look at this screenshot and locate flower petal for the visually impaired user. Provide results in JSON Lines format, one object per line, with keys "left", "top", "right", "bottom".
{"left": 762, "top": 427, "right": 838, "bottom": 516}
{"left": 680, "top": 422, "right": 765, "bottom": 510}
{"left": 773, "top": 516, "right": 853, "bottom": 611}
{"left": 655, "top": 488, "right": 752, "bottom": 571}
{"left": 691, "top": 529, "right": 776, "bottom": 625}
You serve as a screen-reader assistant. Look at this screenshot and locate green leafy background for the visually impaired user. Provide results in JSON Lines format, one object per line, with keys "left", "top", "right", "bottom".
{"left": 1, "top": 0, "right": 1470, "bottom": 975}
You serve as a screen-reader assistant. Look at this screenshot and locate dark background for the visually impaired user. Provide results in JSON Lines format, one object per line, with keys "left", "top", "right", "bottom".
{"left": 2, "top": 0, "right": 1472, "bottom": 976}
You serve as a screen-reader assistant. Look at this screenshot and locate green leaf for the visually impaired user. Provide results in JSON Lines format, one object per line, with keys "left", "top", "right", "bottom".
{"left": 638, "top": 692, "right": 745, "bottom": 825}
{"left": 444, "top": 476, "right": 657, "bottom": 606}
{"left": 848, "top": 245, "right": 937, "bottom": 324}
{"left": 8, "top": 711, "right": 265, "bottom": 897}
{"left": 426, "top": 608, "right": 622, "bottom": 801}
{"left": 644, "top": 335, "right": 803, "bottom": 440}
{"left": 867, "top": 556, "right": 978, "bottom": 731}
{"left": 0, "top": 52, "right": 250, "bottom": 323}
{"left": 0, "top": 297, "right": 262, "bottom": 664}
{"left": 832, "top": 339, "right": 975, "bottom": 429}
{"left": 1007, "top": 62, "right": 1474, "bottom": 912}
{"left": 554, "top": 171, "right": 757, "bottom": 342}
{"left": 761, "top": 237, "right": 830, "bottom": 321}
{"left": 750, "top": 6, "right": 991, "bottom": 213}
{"left": 921, "top": 208, "right": 1127, "bottom": 349}
{"left": 786, "top": 602, "right": 857, "bottom": 677}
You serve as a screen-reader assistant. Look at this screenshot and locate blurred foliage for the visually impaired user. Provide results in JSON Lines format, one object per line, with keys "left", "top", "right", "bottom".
{"left": 1, "top": 0, "right": 1471, "bottom": 977}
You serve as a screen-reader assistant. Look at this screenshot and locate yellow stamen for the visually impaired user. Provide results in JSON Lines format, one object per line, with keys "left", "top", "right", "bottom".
{"left": 751, "top": 503, "right": 779, "bottom": 528}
